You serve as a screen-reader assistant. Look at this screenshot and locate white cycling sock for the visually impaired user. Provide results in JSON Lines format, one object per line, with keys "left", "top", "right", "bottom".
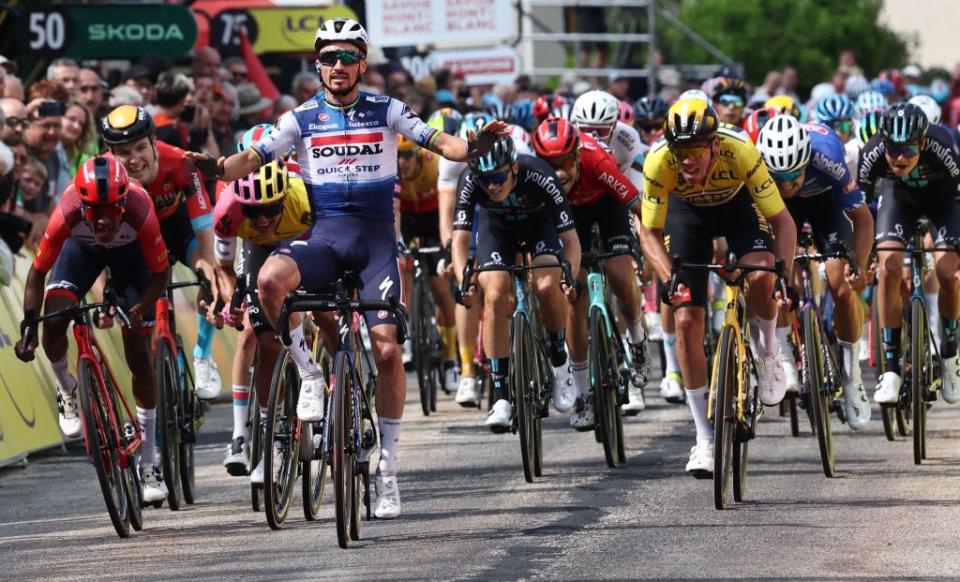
{"left": 571, "top": 361, "right": 588, "bottom": 397}
{"left": 627, "top": 316, "right": 646, "bottom": 344}
{"left": 839, "top": 340, "right": 862, "bottom": 385}
{"left": 232, "top": 384, "right": 250, "bottom": 440}
{"left": 686, "top": 385, "right": 712, "bottom": 441}
{"left": 286, "top": 323, "right": 321, "bottom": 380}
{"left": 751, "top": 315, "right": 779, "bottom": 357}
{"left": 378, "top": 417, "right": 401, "bottom": 476}
{"left": 51, "top": 355, "right": 76, "bottom": 394}
{"left": 664, "top": 333, "right": 680, "bottom": 374}
{"left": 137, "top": 407, "right": 157, "bottom": 466}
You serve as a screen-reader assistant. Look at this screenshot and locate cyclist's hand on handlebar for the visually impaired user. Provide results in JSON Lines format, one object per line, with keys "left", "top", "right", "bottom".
{"left": 661, "top": 282, "right": 692, "bottom": 307}
{"left": 563, "top": 280, "right": 581, "bottom": 304}
{"left": 14, "top": 327, "right": 37, "bottom": 362}
{"left": 845, "top": 263, "right": 867, "bottom": 293}
{"left": 95, "top": 305, "right": 116, "bottom": 329}
{"left": 127, "top": 304, "right": 146, "bottom": 330}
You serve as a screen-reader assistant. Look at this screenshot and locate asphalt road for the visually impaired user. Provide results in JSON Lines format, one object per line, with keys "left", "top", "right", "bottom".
{"left": 2, "top": 364, "right": 960, "bottom": 581}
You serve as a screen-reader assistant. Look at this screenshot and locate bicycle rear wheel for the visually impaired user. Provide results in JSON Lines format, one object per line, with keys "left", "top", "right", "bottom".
{"left": 78, "top": 359, "right": 130, "bottom": 537}
{"left": 413, "top": 282, "right": 433, "bottom": 416}
{"left": 332, "top": 351, "right": 355, "bottom": 548}
{"left": 513, "top": 315, "right": 538, "bottom": 483}
{"left": 590, "top": 309, "right": 619, "bottom": 468}
{"left": 176, "top": 341, "right": 198, "bottom": 505}
{"left": 302, "top": 418, "right": 327, "bottom": 520}
{"left": 264, "top": 352, "right": 301, "bottom": 529}
{"left": 713, "top": 326, "right": 737, "bottom": 510}
{"left": 911, "top": 299, "right": 928, "bottom": 465}
{"left": 155, "top": 341, "right": 182, "bottom": 510}
{"left": 803, "top": 309, "right": 835, "bottom": 478}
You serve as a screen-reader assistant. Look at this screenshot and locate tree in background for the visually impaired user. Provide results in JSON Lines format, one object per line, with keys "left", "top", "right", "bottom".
{"left": 656, "top": 0, "right": 914, "bottom": 94}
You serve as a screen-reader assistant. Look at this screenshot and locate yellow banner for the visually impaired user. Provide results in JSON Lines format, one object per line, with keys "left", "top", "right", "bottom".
{"left": 250, "top": 6, "right": 357, "bottom": 54}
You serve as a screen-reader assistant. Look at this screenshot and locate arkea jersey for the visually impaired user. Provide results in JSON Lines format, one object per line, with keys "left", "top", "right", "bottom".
{"left": 138, "top": 141, "right": 213, "bottom": 230}
{"left": 858, "top": 124, "right": 960, "bottom": 200}
{"left": 454, "top": 154, "right": 574, "bottom": 233}
{"left": 34, "top": 183, "right": 169, "bottom": 275}
{"left": 213, "top": 177, "right": 314, "bottom": 265}
{"left": 252, "top": 91, "right": 439, "bottom": 221}
{"left": 795, "top": 123, "right": 864, "bottom": 211}
{"left": 568, "top": 133, "right": 639, "bottom": 207}
{"left": 641, "top": 125, "right": 785, "bottom": 229}
{"left": 397, "top": 150, "right": 440, "bottom": 214}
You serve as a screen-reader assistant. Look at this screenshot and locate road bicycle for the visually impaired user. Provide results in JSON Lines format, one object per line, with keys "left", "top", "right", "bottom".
{"left": 407, "top": 244, "right": 445, "bottom": 416}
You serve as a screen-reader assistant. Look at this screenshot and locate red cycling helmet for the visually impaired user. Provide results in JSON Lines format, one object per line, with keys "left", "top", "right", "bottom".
{"left": 534, "top": 94, "right": 569, "bottom": 125}
{"left": 76, "top": 156, "right": 129, "bottom": 206}
{"left": 533, "top": 117, "right": 580, "bottom": 158}
{"left": 742, "top": 107, "right": 780, "bottom": 145}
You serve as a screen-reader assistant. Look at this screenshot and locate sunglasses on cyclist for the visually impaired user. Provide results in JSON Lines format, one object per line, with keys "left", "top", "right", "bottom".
{"left": 318, "top": 49, "right": 364, "bottom": 67}
{"left": 81, "top": 201, "right": 126, "bottom": 223}
{"left": 580, "top": 125, "right": 613, "bottom": 140}
{"left": 669, "top": 143, "right": 711, "bottom": 160}
{"left": 884, "top": 140, "right": 921, "bottom": 158}
{"left": 544, "top": 153, "right": 578, "bottom": 171}
{"left": 638, "top": 122, "right": 661, "bottom": 133}
{"left": 397, "top": 149, "right": 417, "bottom": 160}
{"left": 241, "top": 201, "right": 284, "bottom": 220}
{"left": 476, "top": 168, "right": 513, "bottom": 186}
{"left": 828, "top": 119, "right": 852, "bottom": 134}
{"left": 772, "top": 169, "right": 804, "bottom": 183}
{"left": 716, "top": 94, "right": 745, "bottom": 108}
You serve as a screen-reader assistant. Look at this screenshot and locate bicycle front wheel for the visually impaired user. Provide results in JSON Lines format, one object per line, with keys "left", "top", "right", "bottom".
{"left": 78, "top": 358, "right": 130, "bottom": 537}
{"left": 264, "top": 352, "right": 301, "bottom": 529}
{"left": 176, "top": 342, "right": 198, "bottom": 505}
{"left": 332, "top": 351, "right": 356, "bottom": 548}
{"left": 803, "top": 309, "right": 835, "bottom": 477}
{"left": 589, "top": 309, "right": 619, "bottom": 468}
{"left": 911, "top": 299, "right": 928, "bottom": 465}
{"left": 513, "top": 315, "right": 538, "bottom": 483}
{"left": 155, "top": 341, "right": 182, "bottom": 510}
{"left": 249, "top": 384, "right": 264, "bottom": 512}
{"left": 412, "top": 282, "right": 433, "bottom": 416}
{"left": 713, "top": 326, "right": 737, "bottom": 510}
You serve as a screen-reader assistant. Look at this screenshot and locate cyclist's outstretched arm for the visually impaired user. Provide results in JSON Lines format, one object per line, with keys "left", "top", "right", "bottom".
{"left": 639, "top": 225, "right": 672, "bottom": 284}
{"left": 766, "top": 209, "right": 797, "bottom": 274}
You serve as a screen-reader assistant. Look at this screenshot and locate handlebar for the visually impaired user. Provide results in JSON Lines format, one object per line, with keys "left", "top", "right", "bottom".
{"left": 20, "top": 287, "right": 132, "bottom": 349}
{"left": 454, "top": 250, "right": 578, "bottom": 306}
{"left": 167, "top": 268, "right": 213, "bottom": 305}
{"left": 276, "top": 291, "right": 409, "bottom": 348}
{"left": 795, "top": 242, "right": 860, "bottom": 278}
{"left": 665, "top": 253, "right": 788, "bottom": 306}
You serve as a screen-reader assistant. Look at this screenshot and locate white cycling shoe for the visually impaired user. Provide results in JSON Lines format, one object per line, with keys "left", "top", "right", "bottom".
{"left": 780, "top": 353, "right": 800, "bottom": 394}
{"left": 552, "top": 362, "right": 576, "bottom": 413}
{"left": 842, "top": 380, "right": 871, "bottom": 430}
{"left": 570, "top": 396, "right": 595, "bottom": 431}
{"left": 685, "top": 439, "right": 714, "bottom": 478}
{"left": 142, "top": 464, "right": 169, "bottom": 504}
{"left": 223, "top": 436, "right": 249, "bottom": 476}
{"left": 296, "top": 375, "right": 327, "bottom": 422}
{"left": 56, "top": 382, "right": 82, "bottom": 439}
{"left": 374, "top": 471, "right": 402, "bottom": 519}
{"left": 644, "top": 311, "right": 663, "bottom": 341}
{"left": 756, "top": 350, "right": 788, "bottom": 406}
{"left": 659, "top": 372, "right": 684, "bottom": 403}
{"left": 942, "top": 355, "right": 960, "bottom": 404}
{"left": 874, "top": 372, "right": 902, "bottom": 405}
{"left": 485, "top": 399, "right": 512, "bottom": 433}
{"left": 456, "top": 376, "right": 480, "bottom": 408}
{"left": 194, "top": 356, "right": 222, "bottom": 400}
{"left": 622, "top": 384, "right": 646, "bottom": 415}
{"left": 442, "top": 362, "right": 459, "bottom": 394}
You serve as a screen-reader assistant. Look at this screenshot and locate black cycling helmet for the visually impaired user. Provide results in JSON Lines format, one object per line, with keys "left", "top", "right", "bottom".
{"left": 633, "top": 95, "right": 669, "bottom": 125}
{"left": 469, "top": 137, "right": 517, "bottom": 174}
{"left": 101, "top": 105, "right": 155, "bottom": 145}
{"left": 881, "top": 102, "right": 928, "bottom": 144}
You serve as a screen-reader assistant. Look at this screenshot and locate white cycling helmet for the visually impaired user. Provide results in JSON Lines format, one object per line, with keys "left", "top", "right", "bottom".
{"left": 908, "top": 94, "right": 942, "bottom": 125}
{"left": 572, "top": 90, "right": 619, "bottom": 128}
{"left": 756, "top": 115, "right": 812, "bottom": 174}
{"left": 314, "top": 18, "right": 369, "bottom": 52}
{"left": 855, "top": 90, "right": 888, "bottom": 118}
{"left": 679, "top": 89, "right": 713, "bottom": 106}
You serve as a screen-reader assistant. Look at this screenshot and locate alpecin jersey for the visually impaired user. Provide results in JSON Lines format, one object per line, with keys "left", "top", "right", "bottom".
{"left": 252, "top": 91, "right": 439, "bottom": 222}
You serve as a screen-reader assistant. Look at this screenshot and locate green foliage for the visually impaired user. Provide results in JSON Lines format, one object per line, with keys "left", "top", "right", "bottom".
{"left": 657, "top": 0, "right": 913, "bottom": 93}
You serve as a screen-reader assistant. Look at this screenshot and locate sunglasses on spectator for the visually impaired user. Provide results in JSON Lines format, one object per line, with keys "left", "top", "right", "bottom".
{"left": 772, "top": 169, "right": 804, "bottom": 183}
{"left": 884, "top": 140, "right": 921, "bottom": 158}
{"left": 716, "top": 94, "right": 745, "bottom": 107}
{"left": 241, "top": 202, "right": 284, "bottom": 219}
{"left": 476, "top": 168, "right": 513, "bottom": 186}
{"left": 580, "top": 125, "right": 613, "bottom": 140}
{"left": 318, "top": 49, "right": 363, "bottom": 67}
{"left": 5, "top": 117, "right": 27, "bottom": 129}
{"left": 544, "top": 153, "right": 578, "bottom": 171}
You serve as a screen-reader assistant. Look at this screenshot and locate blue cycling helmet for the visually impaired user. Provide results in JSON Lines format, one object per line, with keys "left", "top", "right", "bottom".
{"left": 485, "top": 99, "right": 515, "bottom": 124}
{"left": 237, "top": 124, "right": 278, "bottom": 154}
{"left": 815, "top": 95, "right": 854, "bottom": 123}
{"left": 857, "top": 110, "right": 883, "bottom": 144}
{"left": 881, "top": 102, "right": 928, "bottom": 144}
{"left": 459, "top": 111, "right": 494, "bottom": 141}
{"left": 468, "top": 136, "right": 516, "bottom": 174}
{"left": 511, "top": 99, "right": 536, "bottom": 131}
{"left": 855, "top": 91, "right": 888, "bottom": 118}
{"left": 870, "top": 78, "right": 896, "bottom": 98}
{"left": 633, "top": 95, "right": 669, "bottom": 124}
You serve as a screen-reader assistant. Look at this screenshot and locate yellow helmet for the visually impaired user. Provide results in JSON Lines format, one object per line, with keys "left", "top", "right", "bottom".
{"left": 397, "top": 134, "right": 418, "bottom": 153}
{"left": 663, "top": 98, "right": 719, "bottom": 147}
{"left": 235, "top": 161, "right": 288, "bottom": 206}
{"left": 765, "top": 95, "right": 800, "bottom": 118}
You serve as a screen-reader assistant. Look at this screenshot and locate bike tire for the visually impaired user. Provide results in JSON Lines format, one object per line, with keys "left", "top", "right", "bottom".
{"left": 176, "top": 343, "right": 198, "bottom": 505}
{"left": 713, "top": 326, "right": 736, "bottom": 510}
{"left": 78, "top": 358, "right": 130, "bottom": 537}
{"left": 513, "top": 315, "right": 537, "bottom": 483}
{"left": 264, "top": 352, "right": 301, "bottom": 529}
{"left": 911, "top": 299, "right": 927, "bottom": 465}
{"left": 803, "top": 309, "right": 835, "bottom": 478}
{"left": 413, "top": 282, "right": 432, "bottom": 416}
{"left": 249, "top": 392, "right": 264, "bottom": 512}
{"left": 302, "top": 419, "right": 327, "bottom": 520}
{"left": 590, "top": 309, "right": 618, "bottom": 468}
{"left": 332, "top": 351, "right": 355, "bottom": 548}
{"left": 786, "top": 394, "right": 801, "bottom": 437}
{"left": 533, "top": 348, "right": 546, "bottom": 478}
{"left": 732, "top": 439, "right": 749, "bottom": 502}
{"left": 104, "top": 366, "right": 143, "bottom": 531}
{"left": 155, "top": 341, "right": 182, "bottom": 511}
{"left": 881, "top": 404, "right": 897, "bottom": 441}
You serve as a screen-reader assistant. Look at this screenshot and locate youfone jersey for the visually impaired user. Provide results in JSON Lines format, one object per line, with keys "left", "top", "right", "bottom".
{"left": 252, "top": 91, "right": 439, "bottom": 222}
{"left": 138, "top": 140, "right": 213, "bottom": 230}
{"left": 34, "top": 183, "right": 169, "bottom": 275}
{"left": 794, "top": 123, "right": 865, "bottom": 211}
{"left": 453, "top": 154, "right": 575, "bottom": 233}
{"left": 568, "top": 132, "right": 639, "bottom": 207}
{"left": 438, "top": 129, "right": 532, "bottom": 190}
{"left": 858, "top": 124, "right": 960, "bottom": 200}
{"left": 641, "top": 125, "right": 785, "bottom": 229}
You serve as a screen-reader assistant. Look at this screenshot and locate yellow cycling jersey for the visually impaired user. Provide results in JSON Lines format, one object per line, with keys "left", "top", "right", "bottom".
{"left": 237, "top": 178, "right": 313, "bottom": 246}
{"left": 640, "top": 125, "right": 785, "bottom": 229}
{"left": 397, "top": 151, "right": 440, "bottom": 214}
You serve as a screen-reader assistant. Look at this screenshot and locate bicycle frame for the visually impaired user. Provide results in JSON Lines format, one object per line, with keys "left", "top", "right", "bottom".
{"left": 707, "top": 284, "right": 750, "bottom": 424}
